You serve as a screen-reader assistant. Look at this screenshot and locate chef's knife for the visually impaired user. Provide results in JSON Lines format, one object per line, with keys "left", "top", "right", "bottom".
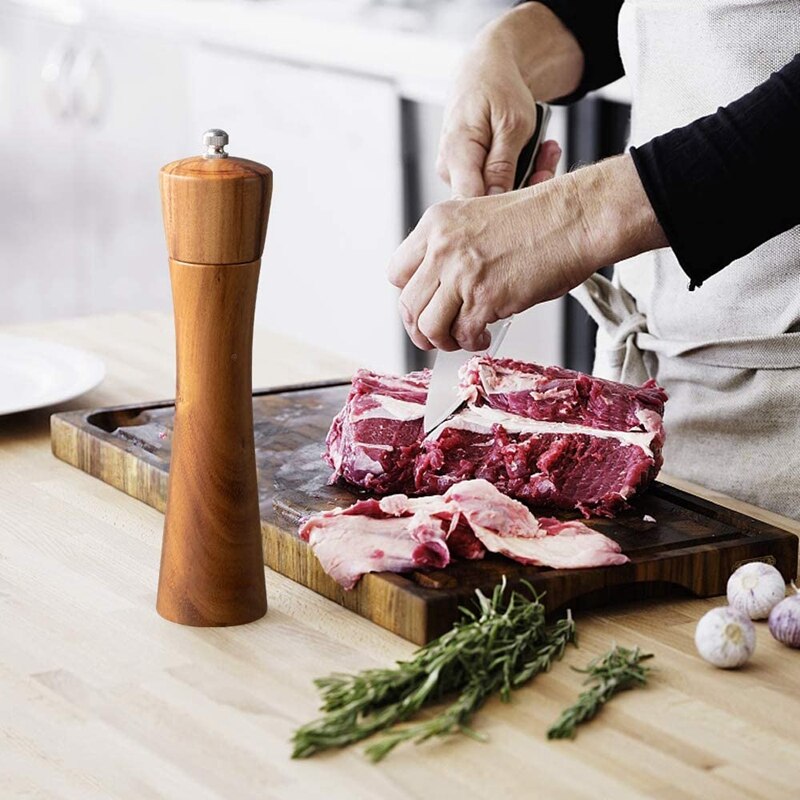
{"left": 423, "top": 102, "right": 551, "bottom": 436}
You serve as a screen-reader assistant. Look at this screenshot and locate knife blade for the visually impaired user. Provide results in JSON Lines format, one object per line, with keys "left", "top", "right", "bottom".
{"left": 422, "top": 102, "right": 551, "bottom": 436}
{"left": 423, "top": 318, "right": 513, "bottom": 435}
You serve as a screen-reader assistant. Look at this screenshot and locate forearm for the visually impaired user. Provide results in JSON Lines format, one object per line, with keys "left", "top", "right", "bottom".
{"left": 387, "top": 155, "right": 666, "bottom": 351}
{"left": 477, "top": 154, "right": 666, "bottom": 307}
{"left": 478, "top": 3, "right": 584, "bottom": 103}
{"left": 551, "top": 155, "right": 667, "bottom": 278}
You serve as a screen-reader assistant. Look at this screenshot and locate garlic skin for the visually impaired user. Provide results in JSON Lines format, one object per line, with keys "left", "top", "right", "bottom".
{"left": 695, "top": 606, "right": 756, "bottom": 668}
{"left": 726, "top": 562, "right": 786, "bottom": 619}
{"left": 768, "top": 595, "right": 800, "bottom": 648}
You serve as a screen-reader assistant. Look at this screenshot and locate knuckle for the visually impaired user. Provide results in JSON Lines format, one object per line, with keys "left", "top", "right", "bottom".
{"left": 421, "top": 203, "right": 441, "bottom": 225}
{"left": 469, "top": 280, "right": 493, "bottom": 306}
{"left": 484, "top": 159, "right": 515, "bottom": 180}
{"left": 435, "top": 156, "right": 449, "bottom": 184}
{"left": 495, "top": 106, "right": 533, "bottom": 133}
{"left": 454, "top": 333, "right": 480, "bottom": 352}
{"left": 398, "top": 297, "right": 414, "bottom": 325}
{"left": 459, "top": 119, "right": 490, "bottom": 141}
{"left": 416, "top": 321, "right": 434, "bottom": 342}
{"left": 426, "top": 233, "right": 452, "bottom": 261}
{"left": 453, "top": 318, "right": 484, "bottom": 343}
{"left": 435, "top": 199, "right": 458, "bottom": 221}
{"left": 417, "top": 314, "right": 444, "bottom": 343}
{"left": 386, "top": 261, "right": 402, "bottom": 286}
{"left": 461, "top": 332, "right": 488, "bottom": 352}
{"left": 424, "top": 201, "right": 450, "bottom": 228}
{"left": 410, "top": 326, "right": 432, "bottom": 350}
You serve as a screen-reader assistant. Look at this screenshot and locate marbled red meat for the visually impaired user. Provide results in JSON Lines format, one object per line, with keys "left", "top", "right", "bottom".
{"left": 325, "top": 356, "right": 667, "bottom": 517}
{"left": 460, "top": 358, "right": 666, "bottom": 432}
{"left": 325, "top": 369, "right": 426, "bottom": 495}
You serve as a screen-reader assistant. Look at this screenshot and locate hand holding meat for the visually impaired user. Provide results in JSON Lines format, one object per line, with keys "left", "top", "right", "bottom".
{"left": 388, "top": 180, "right": 588, "bottom": 352}
{"left": 388, "top": 155, "right": 667, "bottom": 353}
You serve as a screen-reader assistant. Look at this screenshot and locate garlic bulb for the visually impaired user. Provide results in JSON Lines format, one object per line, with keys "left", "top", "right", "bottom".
{"left": 768, "top": 594, "right": 800, "bottom": 648}
{"left": 726, "top": 562, "right": 786, "bottom": 619}
{"left": 695, "top": 606, "right": 756, "bottom": 668}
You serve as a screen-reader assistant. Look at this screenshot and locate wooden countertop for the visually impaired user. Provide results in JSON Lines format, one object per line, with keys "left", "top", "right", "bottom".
{"left": 2, "top": 312, "right": 799, "bottom": 800}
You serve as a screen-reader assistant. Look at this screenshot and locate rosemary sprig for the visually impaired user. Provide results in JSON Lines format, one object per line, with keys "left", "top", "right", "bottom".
{"left": 292, "top": 578, "right": 576, "bottom": 761}
{"left": 547, "top": 645, "right": 654, "bottom": 740}
{"left": 365, "top": 614, "right": 575, "bottom": 762}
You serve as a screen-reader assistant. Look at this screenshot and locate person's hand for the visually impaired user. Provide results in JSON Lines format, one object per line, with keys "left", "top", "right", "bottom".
{"left": 387, "top": 155, "right": 668, "bottom": 353}
{"left": 388, "top": 7, "right": 667, "bottom": 354}
{"left": 437, "top": 46, "right": 540, "bottom": 198}
{"left": 522, "top": 139, "right": 563, "bottom": 187}
{"left": 435, "top": 3, "right": 582, "bottom": 198}
{"left": 389, "top": 140, "right": 565, "bottom": 353}
{"left": 388, "top": 176, "right": 587, "bottom": 353}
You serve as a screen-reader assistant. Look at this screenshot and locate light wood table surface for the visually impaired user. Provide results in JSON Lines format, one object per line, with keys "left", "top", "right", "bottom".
{"left": 2, "top": 312, "right": 799, "bottom": 800}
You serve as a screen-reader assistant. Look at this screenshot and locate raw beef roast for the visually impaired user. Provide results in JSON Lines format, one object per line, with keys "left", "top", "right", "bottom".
{"left": 299, "top": 479, "right": 628, "bottom": 589}
{"left": 326, "top": 357, "right": 667, "bottom": 517}
{"left": 325, "top": 369, "right": 428, "bottom": 496}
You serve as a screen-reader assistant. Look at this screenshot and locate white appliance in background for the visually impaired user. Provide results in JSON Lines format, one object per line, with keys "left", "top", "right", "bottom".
{"left": 0, "top": 3, "right": 192, "bottom": 324}
{"left": 187, "top": 44, "right": 407, "bottom": 375}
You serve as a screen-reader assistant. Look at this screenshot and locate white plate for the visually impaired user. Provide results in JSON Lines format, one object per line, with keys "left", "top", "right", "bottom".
{"left": 0, "top": 334, "right": 106, "bottom": 416}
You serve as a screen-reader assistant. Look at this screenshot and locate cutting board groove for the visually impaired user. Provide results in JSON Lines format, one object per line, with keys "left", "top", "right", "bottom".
{"left": 51, "top": 381, "right": 799, "bottom": 644}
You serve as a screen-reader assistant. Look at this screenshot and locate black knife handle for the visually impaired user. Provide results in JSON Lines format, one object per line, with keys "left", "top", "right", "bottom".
{"left": 513, "top": 102, "right": 552, "bottom": 190}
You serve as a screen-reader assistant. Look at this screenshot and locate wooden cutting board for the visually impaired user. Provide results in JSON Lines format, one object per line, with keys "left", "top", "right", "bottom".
{"left": 51, "top": 380, "right": 798, "bottom": 644}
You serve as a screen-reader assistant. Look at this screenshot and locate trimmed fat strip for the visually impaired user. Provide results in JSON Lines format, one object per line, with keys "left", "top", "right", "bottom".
{"left": 299, "top": 509, "right": 451, "bottom": 591}
{"left": 468, "top": 520, "right": 628, "bottom": 569}
{"left": 445, "top": 480, "right": 627, "bottom": 568}
{"left": 299, "top": 479, "right": 627, "bottom": 589}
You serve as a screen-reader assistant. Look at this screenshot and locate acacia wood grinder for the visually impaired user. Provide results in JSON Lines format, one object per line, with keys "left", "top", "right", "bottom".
{"left": 157, "top": 129, "right": 272, "bottom": 626}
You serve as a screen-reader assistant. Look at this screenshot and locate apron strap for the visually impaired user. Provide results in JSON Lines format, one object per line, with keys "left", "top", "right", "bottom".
{"left": 570, "top": 274, "right": 650, "bottom": 384}
{"left": 571, "top": 274, "right": 800, "bottom": 375}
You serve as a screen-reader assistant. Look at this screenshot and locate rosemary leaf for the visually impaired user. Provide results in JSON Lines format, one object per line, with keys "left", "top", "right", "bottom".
{"left": 547, "top": 645, "right": 654, "bottom": 740}
{"left": 291, "top": 578, "right": 576, "bottom": 760}
{"left": 363, "top": 614, "right": 576, "bottom": 762}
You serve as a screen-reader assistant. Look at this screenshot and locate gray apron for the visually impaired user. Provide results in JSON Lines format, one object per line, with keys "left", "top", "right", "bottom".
{"left": 571, "top": 0, "right": 800, "bottom": 517}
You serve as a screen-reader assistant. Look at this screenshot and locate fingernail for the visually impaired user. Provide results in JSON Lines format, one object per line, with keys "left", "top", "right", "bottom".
{"left": 487, "top": 186, "right": 505, "bottom": 196}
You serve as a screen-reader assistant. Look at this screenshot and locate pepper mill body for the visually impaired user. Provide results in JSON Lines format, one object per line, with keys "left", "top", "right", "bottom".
{"left": 157, "top": 130, "right": 272, "bottom": 626}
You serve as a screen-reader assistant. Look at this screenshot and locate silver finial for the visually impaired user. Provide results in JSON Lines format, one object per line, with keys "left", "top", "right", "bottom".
{"left": 203, "top": 129, "right": 229, "bottom": 159}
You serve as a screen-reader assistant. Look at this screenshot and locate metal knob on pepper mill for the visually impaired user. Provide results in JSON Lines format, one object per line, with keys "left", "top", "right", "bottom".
{"left": 156, "top": 129, "right": 272, "bottom": 626}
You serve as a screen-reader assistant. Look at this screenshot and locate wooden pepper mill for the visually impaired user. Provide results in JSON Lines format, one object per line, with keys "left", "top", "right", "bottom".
{"left": 156, "top": 129, "right": 272, "bottom": 626}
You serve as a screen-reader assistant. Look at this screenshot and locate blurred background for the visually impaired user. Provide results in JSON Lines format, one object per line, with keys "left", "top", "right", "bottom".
{"left": 0, "top": 0, "right": 631, "bottom": 375}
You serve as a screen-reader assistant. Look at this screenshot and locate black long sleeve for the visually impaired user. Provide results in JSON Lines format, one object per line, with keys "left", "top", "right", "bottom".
{"left": 630, "top": 54, "right": 800, "bottom": 289}
{"left": 516, "top": 0, "right": 625, "bottom": 103}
